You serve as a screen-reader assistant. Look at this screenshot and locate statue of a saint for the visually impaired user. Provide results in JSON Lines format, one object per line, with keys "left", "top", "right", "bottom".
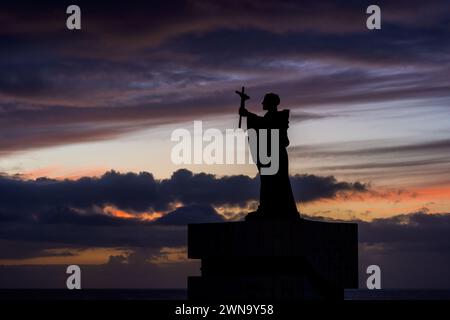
{"left": 236, "top": 88, "right": 300, "bottom": 220}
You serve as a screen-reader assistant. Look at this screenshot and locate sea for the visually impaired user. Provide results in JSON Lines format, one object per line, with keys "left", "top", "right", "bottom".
{"left": 1, "top": 289, "right": 450, "bottom": 300}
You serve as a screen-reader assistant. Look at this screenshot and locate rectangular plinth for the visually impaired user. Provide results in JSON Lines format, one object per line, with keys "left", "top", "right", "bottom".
{"left": 188, "top": 218, "right": 358, "bottom": 300}
{"left": 189, "top": 219, "right": 357, "bottom": 258}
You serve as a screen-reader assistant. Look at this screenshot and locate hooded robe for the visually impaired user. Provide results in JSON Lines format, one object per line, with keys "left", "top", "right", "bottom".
{"left": 246, "top": 109, "right": 299, "bottom": 219}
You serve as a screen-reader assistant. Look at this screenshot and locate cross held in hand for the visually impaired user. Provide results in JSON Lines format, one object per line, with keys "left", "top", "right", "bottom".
{"left": 235, "top": 86, "right": 250, "bottom": 105}
{"left": 236, "top": 86, "right": 250, "bottom": 128}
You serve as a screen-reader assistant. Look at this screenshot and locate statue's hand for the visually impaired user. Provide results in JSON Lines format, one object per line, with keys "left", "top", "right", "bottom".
{"left": 239, "top": 106, "right": 249, "bottom": 117}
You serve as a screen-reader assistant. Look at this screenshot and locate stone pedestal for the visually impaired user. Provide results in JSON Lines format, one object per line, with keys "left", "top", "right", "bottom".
{"left": 188, "top": 218, "right": 358, "bottom": 300}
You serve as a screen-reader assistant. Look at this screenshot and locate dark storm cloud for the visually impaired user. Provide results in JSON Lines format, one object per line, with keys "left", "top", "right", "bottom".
{"left": 1, "top": 1, "right": 450, "bottom": 153}
{"left": 0, "top": 170, "right": 162, "bottom": 213}
{"left": 0, "top": 169, "right": 368, "bottom": 217}
{"left": 291, "top": 174, "right": 367, "bottom": 202}
{"left": 313, "top": 212, "right": 450, "bottom": 288}
{"left": 0, "top": 169, "right": 367, "bottom": 257}
{"left": 358, "top": 212, "right": 450, "bottom": 252}
{"left": 357, "top": 212, "right": 450, "bottom": 288}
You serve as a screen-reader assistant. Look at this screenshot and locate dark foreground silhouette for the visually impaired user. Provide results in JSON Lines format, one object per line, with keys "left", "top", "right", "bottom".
{"left": 186, "top": 88, "right": 358, "bottom": 301}
{"left": 236, "top": 89, "right": 299, "bottom": 220}
{"left": 188, "top": 219, "right": 358, "bottom": 300}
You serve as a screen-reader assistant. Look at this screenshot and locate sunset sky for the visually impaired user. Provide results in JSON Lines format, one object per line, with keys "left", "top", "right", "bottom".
{"left": 1, "top": 0, "right": 450, "bottom": 289}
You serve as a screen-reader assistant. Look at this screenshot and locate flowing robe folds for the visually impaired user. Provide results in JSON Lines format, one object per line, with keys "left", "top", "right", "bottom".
{"left": 246, "top": 109, "right": 299, "bottom": 219}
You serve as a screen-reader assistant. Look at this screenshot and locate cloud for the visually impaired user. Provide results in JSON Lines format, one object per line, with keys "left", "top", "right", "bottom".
{"left": 309, "top": 211, "right": 450, "bottom": 288}
{"left": 0, "top": 169, "right": 368, "bottom": 217}
{"left": 0, "top": 169, "right": 367, "bottom": 261}
{"left": 0, "top": 240, "right": 75, "bottom": 260}
{"left": 1, "top": 0, "right": 450, "bottom": 289}
{"left": 297, "top": 139, "right": 450, "bottom": 158}
{"left": 292, "top": 138, "right": 450, "bottom": 184}
{"left": 317, "top": 158, "right": 450, "bottom": 171}
{"left": 1, "top": 1, "right": 450, "bottom": 153}
{"left": 0, "top": 165, "right": 448, "bottom": 288}
{"left": 2, "top": 211, "right": 450, "bottom": 289}
{"left": 358, "top": 212, "right": 450, "bottom": 252}
{"left": 0, "top": 222, "right": 186, "bottom": 250}
{"left": 154, "top": 204, "right": 225, "bottom": 225}
{"left": 290, "top": 174, "right": 367, "bottom": 202}
{"left": 289, "top": 111, "right": 331, "bottom": 123}
{"left": 356, "top": 212, "right": 450, "bottom": 288}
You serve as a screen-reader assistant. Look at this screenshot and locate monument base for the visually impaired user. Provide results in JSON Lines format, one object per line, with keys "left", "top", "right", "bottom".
{"left": 188, "top": 218, "right": 358, "bottom": 300}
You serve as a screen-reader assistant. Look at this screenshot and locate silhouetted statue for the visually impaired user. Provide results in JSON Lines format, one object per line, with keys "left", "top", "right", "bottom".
{"left": 237, "top": 88, "right": 299, "bottom": 220}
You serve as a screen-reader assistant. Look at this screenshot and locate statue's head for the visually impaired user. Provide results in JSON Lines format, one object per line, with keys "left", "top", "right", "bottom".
{"left": 262, "top": 93, "right": 280, "bottom": 110}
